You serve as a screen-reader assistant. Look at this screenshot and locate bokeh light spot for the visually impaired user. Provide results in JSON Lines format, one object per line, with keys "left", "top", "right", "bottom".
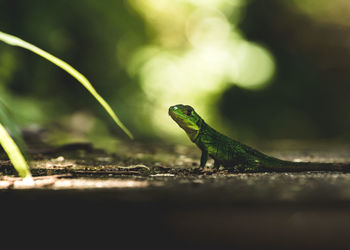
{"left": 127, "top": 0, "right": 276, "bottom": 140}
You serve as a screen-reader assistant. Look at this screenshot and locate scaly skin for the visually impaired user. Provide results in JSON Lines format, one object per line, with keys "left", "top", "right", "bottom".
{"left": 169, "top": 104, "right": 350, "bottom": 172}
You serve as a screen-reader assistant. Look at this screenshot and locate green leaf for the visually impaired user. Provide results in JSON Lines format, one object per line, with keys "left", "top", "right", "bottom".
{"left": 0, "top": 99, "right": 27, "bottom": 155}
{"left": 0, "top": 31, "right": 133, "bottom": 139}
{"left": 0, "top": 123, "right": 31, "bottom": 178}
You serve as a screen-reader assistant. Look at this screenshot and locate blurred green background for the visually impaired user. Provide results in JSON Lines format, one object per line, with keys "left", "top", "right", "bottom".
{"left": 1, "top": 0, "right": 350, "bottom": 147}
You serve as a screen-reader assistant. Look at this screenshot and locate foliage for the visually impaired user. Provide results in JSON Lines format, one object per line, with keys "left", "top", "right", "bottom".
{"left": 0, "top": 31, "right": 133, "bottom": 177}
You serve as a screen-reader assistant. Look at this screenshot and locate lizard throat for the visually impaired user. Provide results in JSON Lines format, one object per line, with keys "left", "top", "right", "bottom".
{"left": 184, "top": 128, "right": 199, "bottom": 142}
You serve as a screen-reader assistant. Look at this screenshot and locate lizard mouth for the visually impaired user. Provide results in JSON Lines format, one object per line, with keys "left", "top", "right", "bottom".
{"left": 168, "top": 107, "right": 184, "bottom": 125}
{"left": 168, "top": 107, "right": 173, "bottom": 117}
{"left": 168, "top": 105, "right": 180, "bottom": 118}
{"left": 168, "top": 109, "right": 180, "bottom": 122}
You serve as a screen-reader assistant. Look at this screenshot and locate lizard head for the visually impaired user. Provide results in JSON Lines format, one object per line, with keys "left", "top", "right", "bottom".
{"left": 169, "top": 104, "right": 202, "bottom": 141}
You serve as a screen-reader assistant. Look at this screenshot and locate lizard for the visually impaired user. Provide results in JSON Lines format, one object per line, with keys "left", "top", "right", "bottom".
{"left": 169, "top": 104, "right": 350, "bottom": 172}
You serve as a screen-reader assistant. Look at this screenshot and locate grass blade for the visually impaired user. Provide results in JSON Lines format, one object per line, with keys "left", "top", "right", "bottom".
{"left": 0, "top": 99, "right": 27, "bottom": 155}
{"left": 0, "top": 31, "right": 133, "bottom": 139}
{"left": 0, "top": 123, "right": 31, "bottom": 178}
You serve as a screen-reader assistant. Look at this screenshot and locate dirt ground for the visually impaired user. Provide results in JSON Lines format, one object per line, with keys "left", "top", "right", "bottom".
{"left": 2, "top": 140, "right": 350, "bottom": 249}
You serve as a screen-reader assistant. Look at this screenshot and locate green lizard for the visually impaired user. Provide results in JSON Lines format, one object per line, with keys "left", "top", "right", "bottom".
{"left": 169, "top": 104, "right": 350, "bottom": 172}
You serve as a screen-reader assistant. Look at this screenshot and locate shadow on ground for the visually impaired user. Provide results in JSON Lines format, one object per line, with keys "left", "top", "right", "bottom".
{"left": 2, "top": 141, "right": 350, "bottom": 249}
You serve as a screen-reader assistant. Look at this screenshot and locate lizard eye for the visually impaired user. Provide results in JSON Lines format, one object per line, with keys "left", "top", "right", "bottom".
{"left": 186, "top": 109, "right": 193, "bottom": 116}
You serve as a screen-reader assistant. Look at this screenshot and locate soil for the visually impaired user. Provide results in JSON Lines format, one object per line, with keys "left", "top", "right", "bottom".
{"left": 2, "top": 140, "right": 350, "bottom": 249}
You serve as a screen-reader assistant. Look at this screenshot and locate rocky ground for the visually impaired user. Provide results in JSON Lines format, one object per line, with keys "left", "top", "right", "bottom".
{"left": 2, "top": 140, "right": 350, "bottom": 249}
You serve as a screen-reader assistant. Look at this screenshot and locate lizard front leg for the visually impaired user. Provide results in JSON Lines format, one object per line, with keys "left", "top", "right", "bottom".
{"left": 200, "top": 150, "right": 208, "bottom": 168}
{"left": 213, "top": 159, "right": 221, "bottom": 169}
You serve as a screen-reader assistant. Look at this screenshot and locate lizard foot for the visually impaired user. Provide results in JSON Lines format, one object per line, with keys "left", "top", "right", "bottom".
{"left": 200, "top": 166, "right": 215, "bottom": 173}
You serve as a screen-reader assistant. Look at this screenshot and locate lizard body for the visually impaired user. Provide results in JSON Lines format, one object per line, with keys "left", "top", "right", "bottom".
{"left": 169, "top": 104, "right": 350, "bottom": 172}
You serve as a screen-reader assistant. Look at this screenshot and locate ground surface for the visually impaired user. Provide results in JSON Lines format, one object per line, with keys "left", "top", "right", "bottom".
{"left": 2, "top": 140, "right": 350, "bottom": 249}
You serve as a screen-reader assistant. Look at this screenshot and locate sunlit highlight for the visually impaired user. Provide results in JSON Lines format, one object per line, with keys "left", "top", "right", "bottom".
{"left": 127, "top": 0, "right": 276, "bottom": 140}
